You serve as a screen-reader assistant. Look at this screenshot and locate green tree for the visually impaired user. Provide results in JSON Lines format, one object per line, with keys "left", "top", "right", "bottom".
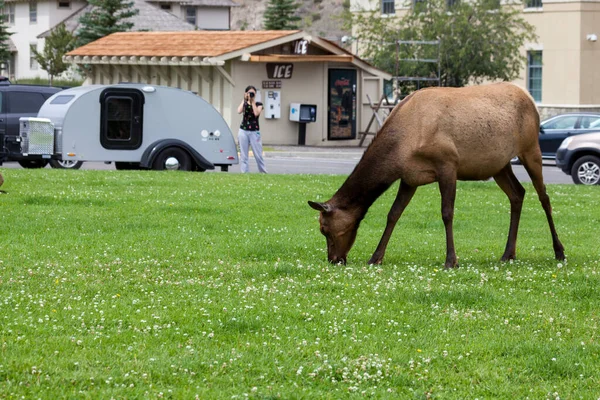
{"left": 75, "top": 0, "right": 138, "bottom": 48}
{"left": 346, "top": 0, "right": 537, "bottom": 90}
{"left": 33, "top": 23, "right": 75, "bottom": 85}
{"left": 263, "top": 0, "right": 301, "bottom": 30}
{"left": 0, "top": 0, "right": 13, "bottom": 70}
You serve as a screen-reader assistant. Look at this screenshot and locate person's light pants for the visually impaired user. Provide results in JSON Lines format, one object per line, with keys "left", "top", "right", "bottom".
{"left": 238, "top": 129, "right": 267, "bottom": 173}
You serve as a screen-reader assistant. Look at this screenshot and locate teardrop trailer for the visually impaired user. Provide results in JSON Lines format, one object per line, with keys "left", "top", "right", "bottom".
{"left": 14, "top": 84, "right": 238, "bottom": 171}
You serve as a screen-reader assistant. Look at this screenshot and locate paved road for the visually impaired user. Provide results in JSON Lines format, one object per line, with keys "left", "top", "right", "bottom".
{"left": 0, "top": 154, "right": 573, "bottom": 184}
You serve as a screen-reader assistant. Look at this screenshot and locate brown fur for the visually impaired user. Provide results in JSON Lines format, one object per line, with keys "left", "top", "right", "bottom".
{"left": 0, "top": 171, "right": 5, "bottom": 194}
{"left": 309, "top": 82, "right": 565, "bottom": 268}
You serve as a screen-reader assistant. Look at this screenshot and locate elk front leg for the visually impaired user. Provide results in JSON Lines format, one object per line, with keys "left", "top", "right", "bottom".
{"left": 368, "top": 181, "right": 416, "bottom": 265}
{"left": 439, "top": 175, "right": 458, "bottom": 268}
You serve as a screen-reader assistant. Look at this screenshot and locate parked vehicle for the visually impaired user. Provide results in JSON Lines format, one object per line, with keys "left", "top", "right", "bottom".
{"left": 0, "top": 77, "right": 66, "bottom": 168}
{"left": 14, "top": 83, "right": 238, "bottom": 172}
{"left": 538, "top": 112, "right": 600, "bottom": 159}
{"left": 555, "top": 132, "right": 600, "bottom": 185}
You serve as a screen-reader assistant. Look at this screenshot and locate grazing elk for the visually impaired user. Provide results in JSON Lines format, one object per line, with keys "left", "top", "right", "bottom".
{"left": 309, "top": 83, "right": 565, "bottom": 268}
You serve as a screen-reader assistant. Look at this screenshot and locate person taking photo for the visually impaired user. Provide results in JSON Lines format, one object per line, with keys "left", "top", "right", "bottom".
{"left": 237, "top": 85, "right": 267, "bottom": 173}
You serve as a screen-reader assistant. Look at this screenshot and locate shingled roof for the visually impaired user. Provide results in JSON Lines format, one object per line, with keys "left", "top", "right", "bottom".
{"left": 64, "top": 30, "right": 392, "bottom": 79}
{"left": 38, "top": 0, "right": 196, "bottom": 39}
{"left": 66, "top": 30, "right": 302, "bottom": 58}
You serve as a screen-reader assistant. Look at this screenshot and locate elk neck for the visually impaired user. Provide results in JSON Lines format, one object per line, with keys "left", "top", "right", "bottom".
{"left": 331, "top": 132, "right": 401, "bottom": 219}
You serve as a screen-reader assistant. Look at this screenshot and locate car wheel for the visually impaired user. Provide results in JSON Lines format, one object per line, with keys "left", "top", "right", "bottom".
{"left": 18, "top": 160, "right": 48, "bottom": 169}
{"left": 152, "top": 147, "right": 192, "bottom": 171}
{"left": 115, "top": 162, "right": 141, "bottom": 170}
{"left": 49, "top": 160, "right": 84, "bottom": 170}
{"left": 571, "top": 155, "right": 600, "bottom": 185}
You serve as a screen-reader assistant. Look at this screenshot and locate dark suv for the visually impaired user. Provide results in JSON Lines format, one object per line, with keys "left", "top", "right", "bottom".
{"left": 0, "top": 77, "right": 65, "bottom": 168}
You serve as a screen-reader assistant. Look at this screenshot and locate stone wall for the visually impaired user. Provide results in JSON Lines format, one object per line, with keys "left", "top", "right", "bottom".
{"left": 538, "top": 105, "right": 600, "bottom": 121}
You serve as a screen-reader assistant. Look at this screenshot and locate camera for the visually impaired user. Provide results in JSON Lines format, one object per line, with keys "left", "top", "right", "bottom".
{"left": 249, "top": 92, "right": 255, "bottom": 98}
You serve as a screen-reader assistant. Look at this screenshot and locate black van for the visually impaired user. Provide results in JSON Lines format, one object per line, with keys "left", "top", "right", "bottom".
{"left": 0, "top": 77, "right": 67, "bottom": 168}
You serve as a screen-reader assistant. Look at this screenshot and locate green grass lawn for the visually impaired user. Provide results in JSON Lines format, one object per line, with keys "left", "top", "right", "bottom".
{"left": 1, "top": 169, "right": 599, "bottom": 399}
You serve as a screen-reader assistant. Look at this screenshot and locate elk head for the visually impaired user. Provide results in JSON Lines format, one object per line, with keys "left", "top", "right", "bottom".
{"left": 308, "top": 200, "right": 359, "bottom": 265}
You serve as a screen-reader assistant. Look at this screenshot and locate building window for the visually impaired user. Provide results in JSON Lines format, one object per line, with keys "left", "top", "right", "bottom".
{"left": 57, "top": 1, "right": 71, "bottom": 8}
{"left": 381, "top": 0, "right": 395, "bottom": 14}
{"left": 29, "top": 1, "right": 37, "bottom": 23}
{"left": 525, "top": 0, "right": 542, "bottom": 8}
{"left": 185, "top": 7, "right": 196, "bottom": 25}
{"left": 527, "top": 51, "right": 542, "bottom": 102}
{"left": 2, "top": 4, "right": 15, "bottom": 24}
{"left": 160, "top": 3, "right": 171, "bottom": 11}
{"left": 30, "top": 44, "right": 39, "bottom": 70}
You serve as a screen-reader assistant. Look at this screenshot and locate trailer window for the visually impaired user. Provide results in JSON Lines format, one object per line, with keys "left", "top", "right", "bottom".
{"left": 50, "top": 95, "right": 75, "bottom": 104}
{"left": 107, "top": 98, "right": 133, "bottom": 140}
{"left": 100, "top": 89, "right": 144, "bottom": 150}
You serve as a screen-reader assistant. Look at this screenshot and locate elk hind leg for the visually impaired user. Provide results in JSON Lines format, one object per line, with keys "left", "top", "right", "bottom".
{"left": 439, "top": 174, "right": 459, "bottom": 269}
{"left": 493, "top": 164, "right": 526, "bottom": 261}
{"left": 521, "top": 151, "right": 565, "bottom": 260}
{"left": 368, "top": 180, "right": 417, "bottom": 265}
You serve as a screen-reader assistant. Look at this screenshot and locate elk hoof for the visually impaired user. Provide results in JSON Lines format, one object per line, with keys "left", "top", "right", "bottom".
{"left": 368, "top": 255, "right": 383, "bottom": 265}
{"left": 444, "top": 257, "right": 459, "bottom": 269}
{"left": 500, "top": 254, "right": 516, "bottom": 262}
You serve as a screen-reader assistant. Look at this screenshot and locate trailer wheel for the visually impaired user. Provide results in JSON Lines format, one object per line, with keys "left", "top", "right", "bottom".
{"left": 152, "top": 147, "right": 192, "bottom": 171}
{"left": 50, "top": 160, "right": 84, "bottom": 170}
{"left": 18, "top": 160, "right": 48, "bottom": 169}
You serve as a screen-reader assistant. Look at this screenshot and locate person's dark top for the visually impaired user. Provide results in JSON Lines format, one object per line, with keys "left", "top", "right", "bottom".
{"left": 240, "top": 101, "right": 263, "bottom": 131}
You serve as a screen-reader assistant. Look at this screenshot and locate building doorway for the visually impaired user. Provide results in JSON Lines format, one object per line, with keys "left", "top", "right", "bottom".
{"left": 328, "top": 69, "right": 357, "bottom": 140}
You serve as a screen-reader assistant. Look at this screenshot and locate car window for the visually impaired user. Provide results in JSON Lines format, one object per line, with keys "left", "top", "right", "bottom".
{"left": 8, "top": 91, "right": 47, "bottom": 114}
{"left": 583, "top": 116, "right": 600, "bottom": 129}
{"left": 542, "top": 116, "right": 578, "bottom": 130}
{"left": 0, "top": 92, "right": 3, "bottom": 113}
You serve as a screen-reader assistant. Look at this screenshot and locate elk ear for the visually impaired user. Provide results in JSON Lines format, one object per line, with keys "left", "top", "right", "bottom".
{"left": 308, "top": 201, "right": 332, "bottom": 213}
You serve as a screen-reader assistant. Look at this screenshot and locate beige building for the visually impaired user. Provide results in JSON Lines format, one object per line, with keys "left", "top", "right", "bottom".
{"left": 351, "top": 0, "right": 600, "bottom": 119}
{"left": 516, "top": 0, "right": 600, "bottom": 118}
{"left": 64, "top": 30, "right": 391, "bottom": 146}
